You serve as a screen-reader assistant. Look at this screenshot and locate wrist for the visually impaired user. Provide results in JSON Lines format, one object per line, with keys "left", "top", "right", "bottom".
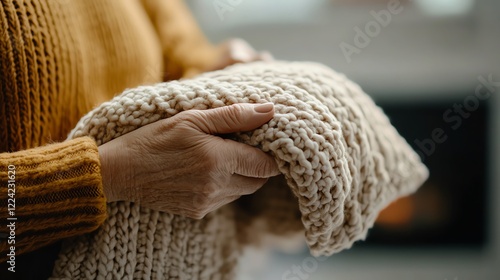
{"left": 98, "top": 139, "right": 125, "bottom": 203}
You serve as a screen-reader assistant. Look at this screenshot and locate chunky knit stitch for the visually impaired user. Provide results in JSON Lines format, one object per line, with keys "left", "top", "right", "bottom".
{"left": 51, "top": 61, "right": 428, "bottom": 279}
{"left": 0, "top": 137, "right": 106, "bottom": 260}
{"left": 0, "top": 0, "right": 223, "bottom": 263}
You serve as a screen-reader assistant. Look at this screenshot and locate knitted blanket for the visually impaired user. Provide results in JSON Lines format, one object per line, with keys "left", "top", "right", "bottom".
{"left": 51, "top": 61, "right": 428, "bottom": 279}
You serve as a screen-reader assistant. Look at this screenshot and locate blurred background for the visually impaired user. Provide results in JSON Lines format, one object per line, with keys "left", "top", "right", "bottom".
{"left": 187, "top": 0, "right": 499, "bottom": 279}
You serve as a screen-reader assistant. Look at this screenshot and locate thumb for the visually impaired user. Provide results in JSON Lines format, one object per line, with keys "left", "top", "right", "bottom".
{"left": 192, "top": 103, "right": 274, "bottom": 134}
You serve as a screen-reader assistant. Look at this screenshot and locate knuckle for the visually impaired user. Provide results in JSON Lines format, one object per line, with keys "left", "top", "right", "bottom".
{"left": 176, "top": 110, "right": 201, "bottom": 126}
{"left": 228, "top": 104, "right": 246, "bottom": 121}
{"left": 200, "top": 182, "right": 218, "bottom": 199}
{"left": 193, "top": 183, "right": 218, "bottom": 210}
{"left": 200, "top": 152, "right": 219, "bottom": 173}
{"left": 252, "top": 153, "right": 277, "bottom": 178}
{"left": 193, "top": 193, "right": 209, "bottom": 209}
{"left": 178, "top": 109, "right": 214, "bottom": 132}
{"left": 153, "top": 118, "right": 175, "bottom": 133}
{"left": 177, "top": 109, "right": 197, "bottom": 119}
{"left": 218, "top": 104, "right": 246, "bottom": 129}
{"left": 230, "top": 103, "right": 246, "bottom": 115}
{"left": 198, "top": 149, "right": 223, "bottom": 172}
{"left": 154, "top": 115, "right": 195, "bottom": 135}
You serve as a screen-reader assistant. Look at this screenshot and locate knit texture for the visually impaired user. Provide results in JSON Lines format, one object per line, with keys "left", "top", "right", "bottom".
{"left": 0, "top": 0, "right": 222, "bottom": 261}
{"left": 0, "top": 137, "right": 107, "bottom": 261}
{"left": 51, "top": 61, "right": 428, "bottom": 279}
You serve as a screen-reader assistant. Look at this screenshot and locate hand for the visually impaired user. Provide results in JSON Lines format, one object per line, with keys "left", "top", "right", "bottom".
{"left": 209, "top": 38, "right": 273, "bottom": 71}
{"left": 98, "top": 103, "right": 280, "bottom": 219}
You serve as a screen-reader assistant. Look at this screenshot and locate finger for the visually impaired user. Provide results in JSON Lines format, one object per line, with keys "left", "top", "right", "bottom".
{"left": 186, "top": 103, "right": 274, "bottom": 135}
{"left": 257, "top": 51, "right": 274, "bottom": 61}
{"left": 226, "top": 174, "right": 268, "bottom": 196}
{"left": 208, "top": 195, "right": 242, "bottom": 213}
{"left": 215, "top": 139, "right": 280, "bottom": 178}
{"left": 228, "top": 38, "right": 257, "bottom": 63}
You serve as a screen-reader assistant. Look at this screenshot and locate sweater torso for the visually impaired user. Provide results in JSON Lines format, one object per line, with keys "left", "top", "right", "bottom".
{"left": 0, "top": 0, "right": 163, "bottom": 152}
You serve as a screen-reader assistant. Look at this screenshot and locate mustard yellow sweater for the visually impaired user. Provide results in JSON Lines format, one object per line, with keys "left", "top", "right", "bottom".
{"left": 0, "top": 0, "right": 220, "bottom": 263}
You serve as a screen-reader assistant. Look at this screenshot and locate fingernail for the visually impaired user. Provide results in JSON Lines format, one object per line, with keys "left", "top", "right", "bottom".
{"left": 254, "top": 103, "right": 274, "bottom": 113}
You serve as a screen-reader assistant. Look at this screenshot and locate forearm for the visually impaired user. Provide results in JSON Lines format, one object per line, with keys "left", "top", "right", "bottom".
{"left": 98, "top": 135, "right": 134, "bottom": 203}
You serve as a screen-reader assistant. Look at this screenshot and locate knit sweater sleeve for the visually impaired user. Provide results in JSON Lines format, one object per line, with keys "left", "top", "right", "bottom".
{"left": 140, "top": 0, "right": 222, "bottom": 80}
{"left": 0, "top": 138, "right": 107, "bottom": 262}
{"left": 0, "top": 0, "right": 109, "bottom": 261}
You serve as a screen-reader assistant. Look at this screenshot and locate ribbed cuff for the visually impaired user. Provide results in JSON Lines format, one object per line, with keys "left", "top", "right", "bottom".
{"left": 0, "top": 137, "right": 107, "bottom": 260}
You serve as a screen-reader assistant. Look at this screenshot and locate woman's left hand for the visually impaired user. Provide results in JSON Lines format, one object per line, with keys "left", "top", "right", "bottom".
{"left": 209, "top": 38, "right": 273, "bottom": 71}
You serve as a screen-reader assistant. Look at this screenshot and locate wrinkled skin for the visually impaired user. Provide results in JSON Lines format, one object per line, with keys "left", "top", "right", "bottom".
{"left": 99, "top": 103, "right": 280, "bottom": 219}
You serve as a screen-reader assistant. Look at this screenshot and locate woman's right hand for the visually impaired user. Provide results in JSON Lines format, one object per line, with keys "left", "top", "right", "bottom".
{"left": 98, "top": 103, "right": 280, "bottom": 219}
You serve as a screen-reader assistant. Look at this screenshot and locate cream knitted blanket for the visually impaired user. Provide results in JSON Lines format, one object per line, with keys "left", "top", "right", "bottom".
{"left": 51, "top": 61, "right": 428, "bottom": 279}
